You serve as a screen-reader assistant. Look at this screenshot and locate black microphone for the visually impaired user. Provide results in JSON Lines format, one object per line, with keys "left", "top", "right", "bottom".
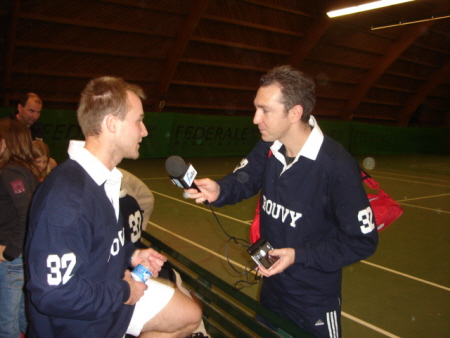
{"left": 165, "top": 155, "right": 202, "bottom": 192}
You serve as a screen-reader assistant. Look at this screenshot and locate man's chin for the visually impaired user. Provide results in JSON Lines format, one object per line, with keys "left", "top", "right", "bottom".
{"left": 123, "top": 151, "right": 140, "bottom": 160}
{"left": 260, "top": 135, "right": 273, "bottom": 142}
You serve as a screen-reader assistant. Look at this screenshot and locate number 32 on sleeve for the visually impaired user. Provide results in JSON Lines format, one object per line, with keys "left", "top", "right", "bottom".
{"left": 47, "top": 253, "right": 76, "bottom": 286}
{"left": 358, "top": 206, "right": 375, "bottom": 234}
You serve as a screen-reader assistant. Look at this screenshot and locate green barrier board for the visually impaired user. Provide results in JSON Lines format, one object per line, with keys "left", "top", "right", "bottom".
{"left": 1, "top": 108, "right": 448, "bottom": 161}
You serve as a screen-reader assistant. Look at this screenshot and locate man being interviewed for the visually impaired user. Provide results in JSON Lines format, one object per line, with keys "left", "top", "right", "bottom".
{"left": 25, "top": 77, "right": 201, "bottom": 338}
{"left": 184, "top": 65, "right": 378, "bottom": 338}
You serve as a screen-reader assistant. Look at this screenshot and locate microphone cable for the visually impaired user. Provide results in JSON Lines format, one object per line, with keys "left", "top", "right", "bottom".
{"left": 165, "top": 155, "right": 262, "bottom": 289}
{"left": 206, "top": 202, "right": 262, "bottom": 290}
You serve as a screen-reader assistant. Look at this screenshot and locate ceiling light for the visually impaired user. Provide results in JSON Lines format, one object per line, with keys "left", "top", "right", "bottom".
{"left": 327, "top": 0, "right": 415, "bottom": 18}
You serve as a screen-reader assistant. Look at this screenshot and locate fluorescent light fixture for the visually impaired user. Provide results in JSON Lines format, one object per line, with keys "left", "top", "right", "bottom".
{"left": 327, "top": 0, "right": 415, "bottom": 18}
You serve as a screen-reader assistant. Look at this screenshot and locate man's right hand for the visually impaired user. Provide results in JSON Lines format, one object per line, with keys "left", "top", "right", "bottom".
{"left": 123, "top": 270, "right": 147, "bottom": 305}
{"left": 184, "top": 178, "right": 220, "bottom": 204}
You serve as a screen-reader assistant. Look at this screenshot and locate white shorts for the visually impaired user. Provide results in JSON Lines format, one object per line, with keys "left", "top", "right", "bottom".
{"left": 126, "top": 277, "right": 175, "bottom": 336}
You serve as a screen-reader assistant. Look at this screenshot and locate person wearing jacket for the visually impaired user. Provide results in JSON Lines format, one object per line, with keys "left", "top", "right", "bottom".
{"left": 25, "top": 76, "right": 201, "bottom": 338}
{"left": 0, "top": 119, "right": 40, "bottom": 337}
{"left": 184, "top": 65, "right": 378, "bottom": 338}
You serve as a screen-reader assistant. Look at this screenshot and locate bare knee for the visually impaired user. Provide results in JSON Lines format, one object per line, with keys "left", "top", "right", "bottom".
{"left": 141, "top": 289, "right": 202, "bottom": 335}
{"left": 178, "top": 290, "right": 202, "bottom": 329}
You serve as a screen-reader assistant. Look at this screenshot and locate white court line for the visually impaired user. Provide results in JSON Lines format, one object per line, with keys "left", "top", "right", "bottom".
{"left": 341, "top": 313, "right": 400, "bottom": 338}
{"left": 398, "top": 193, "right": 450, "bottom": 202}
{"left": 148, "top": 221, "right": 249, "bottom": 270}
{"left": 147, "top": 221, "right": 400, "bottom": 338}
{"left": 359, "top": 260, "right": 450, "bottom": 292}
{"left": 151, "top": 190, "right": 450, "bottom": 291}
{"left": 151, "top": 190, "right": 251, "bottom": 225}
{"left": 370, "top": 175, "right": 450, "bottom": 188}
{"left": 398, "top": 202, "right": 450, "bottom": 214}
{"left": 369, "top": 170, "right": 450, "bottom": 183}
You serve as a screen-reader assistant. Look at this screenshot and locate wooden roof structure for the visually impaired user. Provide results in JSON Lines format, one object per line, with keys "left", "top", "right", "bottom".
{"left": 1, "top": 0, "right": 449, "bottom": 126}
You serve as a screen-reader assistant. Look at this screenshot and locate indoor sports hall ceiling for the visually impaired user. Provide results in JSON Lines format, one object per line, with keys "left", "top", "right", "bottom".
{"left": 1, "top": 0, "right": 449, "bottom": 126}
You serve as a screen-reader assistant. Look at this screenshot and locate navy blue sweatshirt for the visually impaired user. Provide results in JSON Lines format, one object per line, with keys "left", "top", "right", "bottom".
{"left": 25, "top": 159, "right": 136, "bottom": 338}
{"left": 214, "top": 136, "right": 378, "bottom": 309}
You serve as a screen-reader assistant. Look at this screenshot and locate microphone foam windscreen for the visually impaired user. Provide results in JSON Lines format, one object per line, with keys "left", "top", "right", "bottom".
{"left": 165, "top": 155, "right": 187, "bottom": 177}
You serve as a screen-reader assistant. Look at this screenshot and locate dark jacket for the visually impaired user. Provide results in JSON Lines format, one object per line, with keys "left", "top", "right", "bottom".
{"left": 213, "top": 135, "right": 378, "bottom": 309}
{"left": 8, "top": 111, "right": 45, "bottom": 140}
{"left": 25, "top": 159, "right": 135, "bottom": 338}
{"left": 0, "top": 163, "right": 39, "bottom": 260}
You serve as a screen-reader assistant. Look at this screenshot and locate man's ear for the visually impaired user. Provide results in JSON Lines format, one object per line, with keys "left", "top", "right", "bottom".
{"left": 105, "top": 114, "right": 118, "bottom": 133}
{"left": 289, "top": 104, "right": 303, "bottom": 124}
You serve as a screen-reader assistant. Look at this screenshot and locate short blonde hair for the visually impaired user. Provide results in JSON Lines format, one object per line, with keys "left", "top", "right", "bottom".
{"left": 77, "top": 77, "right": 146, "bottom": 137}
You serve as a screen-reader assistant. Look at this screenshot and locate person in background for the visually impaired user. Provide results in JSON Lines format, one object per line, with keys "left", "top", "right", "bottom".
{"left": 0, "top": 119, "right": 40, "bottom": 337}
{"left": 184, "top": 65, "right": 378, "bottom": 338}
{"left": 32, "top": 140, "right": 53, "bottom": 182}
{"left": 119, "top": 168, "right": 154, "bottom": 233}
{"left": 4, "top": 93, "right": 57, "bottom": 170}
{"left": 25, "top": 76, "right": 202, "bottom": 338}
{"left": 117, "top": 170, "right": 209, "bottom": 338}
{"left": 11, "top": 93, "right": 44, "bottom": 141}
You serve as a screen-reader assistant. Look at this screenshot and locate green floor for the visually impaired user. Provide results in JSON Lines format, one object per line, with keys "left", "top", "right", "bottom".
{"left": 119, "top": 153, "right": 450, "bottom": 338}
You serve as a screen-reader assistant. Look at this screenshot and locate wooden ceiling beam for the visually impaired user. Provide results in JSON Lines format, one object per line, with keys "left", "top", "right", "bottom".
{"left": 287, "top": 13, "right": 331, "bottom": 68}
{"left": 191, "top": 36, "right": 290, "bottom": 55}
{"left": 98, "top": 0, "right": 187, "bottom": 15}
{"left": 2, "top": 0, "right": 20, "bottom": 107}
{"left": 10, "top": 68, "right": 157, "bottom": 84}
{"left": 202, "top": 14, "right": 303, "bottom": 37}
{"left": 414, "top": 42, "right": 450, "bottom": 55}
{"left": 241, "top": 0, "right": 315, "bottom": 17}
{"left": 170, "top": 80, "right": 255, "bottom": 91}
{"left": 14, "top": 40, "right": 166, "bottom": 59}
{"left": 153, "top": 0, "right": 210, "bottom": 112}
{"left": 397, "top": 58, "right": 450, "bottom": 126}
{"left": 19, "top": 12, "right": 174, "bottom": 38}
{"left": 286, "top": 1, "right": 338, "bottom": 68}
{"left": 340, "top": 21, "right": 436, "bottom": 121}
{"left": 179, "top": 58, "right": 267, "bottom": 72}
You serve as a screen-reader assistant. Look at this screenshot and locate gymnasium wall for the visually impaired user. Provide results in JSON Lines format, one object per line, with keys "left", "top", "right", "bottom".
{"left": 1, "top": 109, "right": 448, "bottom": 161}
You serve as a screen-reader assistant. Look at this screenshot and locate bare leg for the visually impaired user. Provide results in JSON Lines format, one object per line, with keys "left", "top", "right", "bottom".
{"left": 139, "top": 289, "right": 202, "bottom": 338}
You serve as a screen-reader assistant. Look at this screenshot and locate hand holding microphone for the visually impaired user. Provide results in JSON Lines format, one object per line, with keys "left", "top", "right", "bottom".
{"left": 165, "top": 155, "right": 219, "bottom": 204}
{"left": 184, "top": 178, "right": 220, "bottom": 204}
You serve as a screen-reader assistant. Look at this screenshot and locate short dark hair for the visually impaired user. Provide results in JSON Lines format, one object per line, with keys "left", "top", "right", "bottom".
{"left": 19, "top": 93, "right": 42, "bottom": 107}
{"left": 260, "top": 65, "right": 316, "bottom": 122}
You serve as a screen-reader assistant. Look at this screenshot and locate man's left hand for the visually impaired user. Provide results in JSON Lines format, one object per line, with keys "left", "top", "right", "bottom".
{"left": 131, "top": 248, "right": 167, "bottom": 277}
{"left": 256, "top": 247, "right": 295, "bottom": 277}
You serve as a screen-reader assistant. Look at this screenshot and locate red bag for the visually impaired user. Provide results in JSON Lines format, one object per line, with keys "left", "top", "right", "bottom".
{"left": 250, "top": 150, "right": 272, "bottom": 244}
{"left": 250, "top": 197, "right": 262, "bottom": 244}
{"left": 361, "top": 170, "right": 403, "bottom": 232}
{"left": 250, "top": 169, "right": 403, "bottom": 243}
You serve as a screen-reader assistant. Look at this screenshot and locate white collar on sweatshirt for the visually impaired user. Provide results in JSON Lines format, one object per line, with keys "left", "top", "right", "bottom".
{"left": 68, "top": 140, "right": 122, "bottom": 220}
{"left": 270, "top": 116, "right": 324, "bottom": 175}
{"left": 271, "top": 115, "right": 324, "bottom": 162}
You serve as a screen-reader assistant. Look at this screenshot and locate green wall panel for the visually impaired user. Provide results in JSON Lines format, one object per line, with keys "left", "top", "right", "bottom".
{"left": 1, "top": 108, "right": 448, "bottom": 162}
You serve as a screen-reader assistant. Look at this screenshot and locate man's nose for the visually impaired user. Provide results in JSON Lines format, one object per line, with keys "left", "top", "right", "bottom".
{"left": 253, "top": 110, "right": 261, "bottom": 125}
{"left": 141, "top": 122, "right": 148, "bottom": 137}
